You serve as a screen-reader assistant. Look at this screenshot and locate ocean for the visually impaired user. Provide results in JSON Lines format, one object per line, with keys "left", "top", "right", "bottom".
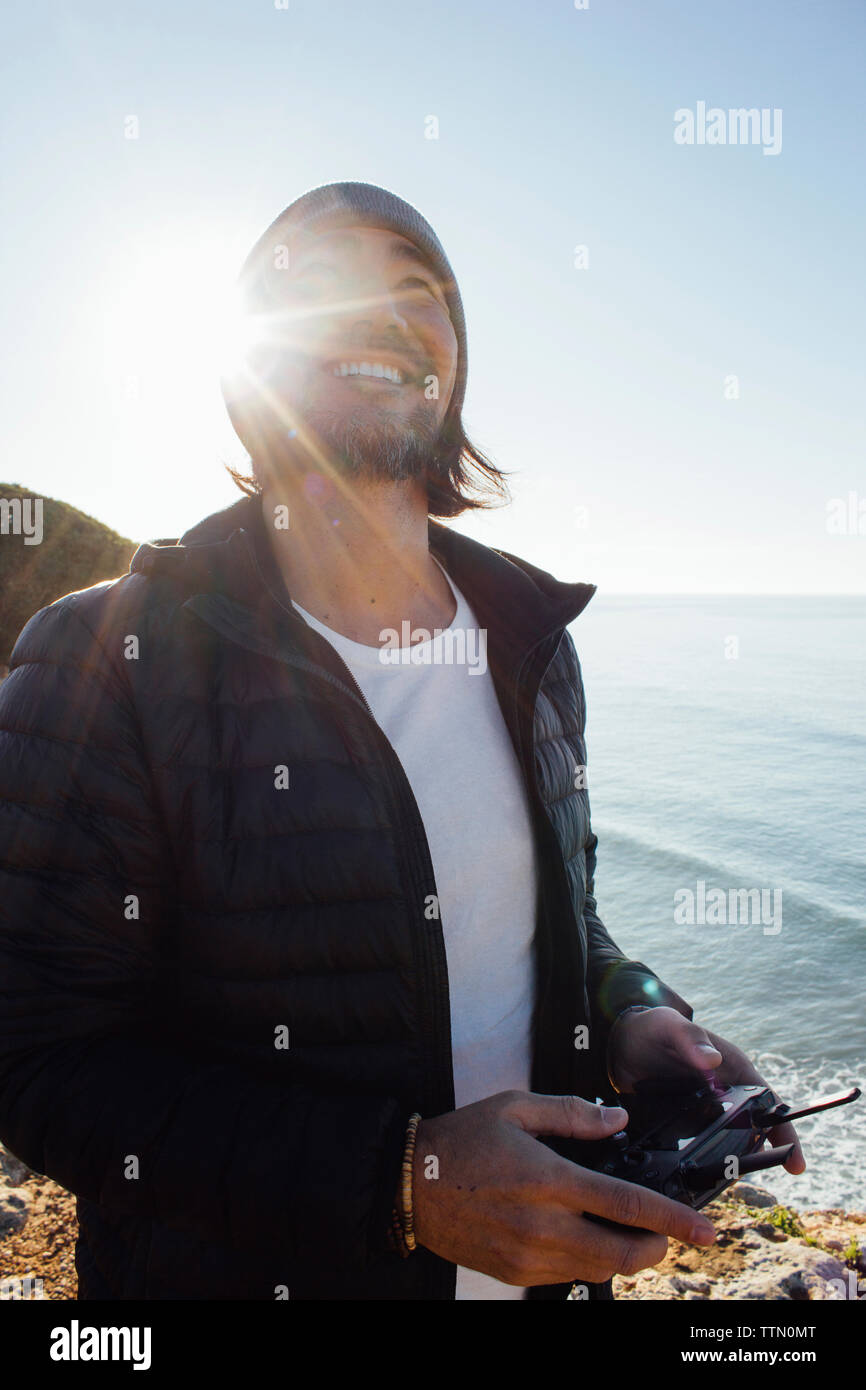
{"left": 567, "top": 595, "right": 865, "bottom": 1213}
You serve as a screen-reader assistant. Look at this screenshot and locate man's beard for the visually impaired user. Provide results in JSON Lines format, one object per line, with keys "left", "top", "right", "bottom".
{"left": 298, "top": 397, "right": 448, "bottom": 487}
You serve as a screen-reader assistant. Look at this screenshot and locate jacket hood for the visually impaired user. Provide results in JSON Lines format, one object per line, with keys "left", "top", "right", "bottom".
{"left": 129, "top": 493, "right": 597, "bottom": 657}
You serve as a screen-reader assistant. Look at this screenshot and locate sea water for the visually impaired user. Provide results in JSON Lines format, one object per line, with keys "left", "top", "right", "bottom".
{"left": 569, "top": 595, "right": 865, "bottom": 1212}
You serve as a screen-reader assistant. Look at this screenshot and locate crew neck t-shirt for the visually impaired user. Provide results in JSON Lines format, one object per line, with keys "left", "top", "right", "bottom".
{"left": 290, "top": 557, "right": 537, "bottom": 1300}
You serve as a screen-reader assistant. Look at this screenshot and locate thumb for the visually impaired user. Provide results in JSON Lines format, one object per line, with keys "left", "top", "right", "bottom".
{"left": 674, "top": 1022, "right": 723, "bottom": 1070}
{"left": 510, "top": 1092, "right": 628, "bottom": 1141}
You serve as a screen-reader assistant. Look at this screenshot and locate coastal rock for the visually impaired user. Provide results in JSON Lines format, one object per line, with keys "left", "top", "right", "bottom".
{"left": 727, "top": 1182, "right": 778, "bottom": 1208}
{"left": 0, "top": 1143, "right": 33, "bottom": 1187}
{"left": 666, "top": 1273, "right": 712, "bottom": 1295}
{"left": 0, "top": 1188, "right": 31, "bottom": 1237}
{"left": 0, "top": 1172, "right": 78, "bottom": 1299}
{"left": 612, "top": 1196, "right": 866, "bottom": 1301}
{"left": 721, "top": 1241, "right": 847, "bottom": 1300}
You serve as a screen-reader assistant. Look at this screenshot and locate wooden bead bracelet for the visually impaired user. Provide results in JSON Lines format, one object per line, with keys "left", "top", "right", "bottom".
{"left": 387, "top": 1111, "right": 422, "bottom": 1258}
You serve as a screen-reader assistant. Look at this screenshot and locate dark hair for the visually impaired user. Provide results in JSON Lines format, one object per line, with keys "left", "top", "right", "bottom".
{"left": 223, "top": 408, "right": 513, "bottom": 520}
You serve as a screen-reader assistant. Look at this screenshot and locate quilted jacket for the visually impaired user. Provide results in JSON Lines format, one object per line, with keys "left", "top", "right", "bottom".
{"left": 0, "top": 492, "right": 691, "bottom": 1300}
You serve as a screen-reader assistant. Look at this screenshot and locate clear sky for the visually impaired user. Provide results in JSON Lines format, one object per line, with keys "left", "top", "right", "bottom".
{"left": 2, "top": 0, "right": 864, "bottom": 592}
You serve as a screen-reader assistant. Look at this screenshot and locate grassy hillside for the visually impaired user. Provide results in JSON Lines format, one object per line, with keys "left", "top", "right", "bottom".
{"left": 0, "top": 484, "right": 137, "bottom": 669}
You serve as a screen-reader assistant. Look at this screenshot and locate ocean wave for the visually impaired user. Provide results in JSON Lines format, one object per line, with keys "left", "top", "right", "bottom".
{"left": 593, "top": 821, "right": 866, "bottom": 936}
{"left": 751, "top": 1053, "right": 865, "bottom": 1212}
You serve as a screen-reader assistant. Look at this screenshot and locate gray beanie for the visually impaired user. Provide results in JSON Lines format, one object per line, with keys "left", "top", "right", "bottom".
{"left": 235, "top": 180, "right": 468, "bottom": 420}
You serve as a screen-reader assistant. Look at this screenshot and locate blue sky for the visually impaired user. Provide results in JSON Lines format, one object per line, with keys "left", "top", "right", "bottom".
{"left": 2, "top": 0, "right": 864, "bottom": 591}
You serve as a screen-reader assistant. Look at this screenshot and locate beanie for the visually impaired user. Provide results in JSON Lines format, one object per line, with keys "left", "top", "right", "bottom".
{"left": 235, "top": 180, "right": 468, "bottom": 421}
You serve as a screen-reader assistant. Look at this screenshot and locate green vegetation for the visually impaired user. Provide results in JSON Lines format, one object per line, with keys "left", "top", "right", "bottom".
{"left": 766, "top": 1204, "right": 805, "bottom": 1238}
{"left": 0, "top": 484, "right": 136, "bottom": 668}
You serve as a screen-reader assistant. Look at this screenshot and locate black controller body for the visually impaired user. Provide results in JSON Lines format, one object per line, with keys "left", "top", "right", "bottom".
{"left": 559, "top": 1081, "right": 786, "bottom": 1211}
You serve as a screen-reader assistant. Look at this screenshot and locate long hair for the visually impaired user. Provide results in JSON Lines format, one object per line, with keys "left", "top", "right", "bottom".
{"left": 223, "top": 406, "right": 513, "bottom": 520}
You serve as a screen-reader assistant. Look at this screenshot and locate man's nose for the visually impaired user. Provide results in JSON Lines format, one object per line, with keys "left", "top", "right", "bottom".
{"left": 334, "top": 272, "right": 410, "bottom": 337}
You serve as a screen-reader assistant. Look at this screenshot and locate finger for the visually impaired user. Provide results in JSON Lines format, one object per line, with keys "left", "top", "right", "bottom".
{"left": 520, "top": 1210, "right": 670, "bottom": 1285}
{"left": 703, "top": 1030, "right": 760, "bottom": 1087}
{"left": 770, "top": 1120, "right": 806, "bottom": 1174}
{"left": 498, "top": 1227, "right": 668, "bottom": 1288}
{"left": 509, "top": 1092, "right": 629, "bottom": 1142}
{"left": 668, "top": 1021, "right": 723, "bottom": 1071}
{"left": 559, "top": 1165, "right": 716, "bottom": 1246}
{"left": 712, "top": 1051, "right": 807, "bottom": 1174}
{"left": 568, "top": 1217, "right": 669, "bottom": 1281}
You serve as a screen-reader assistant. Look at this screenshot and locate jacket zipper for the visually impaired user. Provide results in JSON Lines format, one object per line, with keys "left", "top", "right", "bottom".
{"left": 226, "top": 533, "right": 457, "bottom": 1121}
{"left": 295, "top": 641, "right": 455, "bottom": 1121}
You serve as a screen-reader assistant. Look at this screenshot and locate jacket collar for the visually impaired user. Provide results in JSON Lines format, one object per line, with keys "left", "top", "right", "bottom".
{"left": 129, "top": 492, "right": 597, "bottom": 666}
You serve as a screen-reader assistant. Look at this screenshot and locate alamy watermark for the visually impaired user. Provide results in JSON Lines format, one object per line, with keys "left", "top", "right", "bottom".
{"left": 49, "top": 1320, "right": 151, "bottom": 1370}
{"left": 825, "top": 1270, "right": 866, "bottom": 1299}
{"left": 674, "top": 102, "right": 782, "bottom": 156}
{"left": 674, "top": 878, "right": 782, "bottom": 935}
{"left": 0, "top": 496, "right": 43, "bottom": 545}
{"left": 1, "top": 1274, "right": 44, "bottom": 1299}
{"left": 826, "top": 491, "right": 866, "bottom": 536}
{"left": 378, "top": 623, "right": 488, "bottom": 676}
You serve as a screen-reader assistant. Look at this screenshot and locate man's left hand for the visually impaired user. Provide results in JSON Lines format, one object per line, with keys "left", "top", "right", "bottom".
{"left": 607, "top": 1005, "right": 805, "bottom": 1175}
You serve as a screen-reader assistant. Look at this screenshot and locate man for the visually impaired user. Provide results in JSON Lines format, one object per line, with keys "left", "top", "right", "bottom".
{"left": 0, "top": 181, "right": 802, "bottom": 1300}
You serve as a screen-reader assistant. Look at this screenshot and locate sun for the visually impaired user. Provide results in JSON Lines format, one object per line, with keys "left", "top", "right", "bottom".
{"left": 97, "top": 227, "right": 272, "bottom": 412}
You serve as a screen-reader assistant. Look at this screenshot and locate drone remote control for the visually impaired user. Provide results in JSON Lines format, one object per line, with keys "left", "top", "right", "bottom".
{"left": 559, "top": 1079, "right": 860, "bottom": 1214}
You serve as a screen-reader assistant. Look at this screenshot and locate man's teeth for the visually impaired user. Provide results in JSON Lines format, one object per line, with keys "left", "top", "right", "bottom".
{"left": 331, "top": 362, "right": 406, "bottom": 383}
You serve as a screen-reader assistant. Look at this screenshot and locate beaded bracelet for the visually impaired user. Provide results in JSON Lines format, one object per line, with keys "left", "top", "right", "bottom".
{"left": 399, "top": 1112, "right": 422, "bottom": 1251}
{"left": 387, "top": 1112, "right": 422, "bottom": 1257}
{"left": 388, "top": 1206, "right": 411, "bottom": 1258}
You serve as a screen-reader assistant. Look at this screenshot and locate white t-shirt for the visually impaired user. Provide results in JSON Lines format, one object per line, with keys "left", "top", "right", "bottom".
{"left": 291, "top": 557, "right": 537, "bottom": 1300}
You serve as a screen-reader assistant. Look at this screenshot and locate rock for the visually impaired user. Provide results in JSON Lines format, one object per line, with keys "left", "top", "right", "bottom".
{"left": 0, "top": 1144, "right": 32, "bottom": 1187}
{"left": 0, "top": 1188, "right": 31, "bottom": 1237}
{"left": 754, "top": 1222, "right": 789, "bottom": 1242}
{"left": 715, "top": 1240, "right": 847, "bottom": 1300}
{"left": 611, "top": 1198, "right": 866, "bottom": 1302}
{"left": 727, "top": 1182, "right": 778, "bottom": 1208}
{"left": 668, "top": 1273, "right": 712, "bottom": 1295}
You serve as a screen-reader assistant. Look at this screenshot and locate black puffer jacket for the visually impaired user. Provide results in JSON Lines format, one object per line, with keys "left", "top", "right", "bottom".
{"left": 0, "top": 493, "right": 690, "bottom": 1300}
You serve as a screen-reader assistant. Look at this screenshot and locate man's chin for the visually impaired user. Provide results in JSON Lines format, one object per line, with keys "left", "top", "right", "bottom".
{"left": 286, "top": 405, "right": 442, "bottom": 486}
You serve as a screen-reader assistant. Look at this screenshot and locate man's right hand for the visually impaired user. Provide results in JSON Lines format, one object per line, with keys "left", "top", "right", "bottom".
{"left": 410, "top": 1090, "right": 717, "bottom": 1287}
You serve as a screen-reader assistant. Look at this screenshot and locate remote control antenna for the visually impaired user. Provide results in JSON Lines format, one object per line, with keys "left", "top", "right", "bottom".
{"left": 737, "top": 1143, "right": 796, "bottom": 1175}
{"left": 682, "top": 1144, "right": 794, "bottom": 1189}
{"left": 754, "top": 1086, "right": 861, "bottom": 1129}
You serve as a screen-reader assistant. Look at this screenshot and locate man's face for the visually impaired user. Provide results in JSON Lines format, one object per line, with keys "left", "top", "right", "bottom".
{"left": 225, "top": 225, "right": 460, "bottom": 488}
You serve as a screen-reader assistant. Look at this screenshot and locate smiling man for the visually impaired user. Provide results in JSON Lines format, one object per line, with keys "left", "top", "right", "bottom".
{"left": 0, "top": 181, "right": 802, "bottom": 1302}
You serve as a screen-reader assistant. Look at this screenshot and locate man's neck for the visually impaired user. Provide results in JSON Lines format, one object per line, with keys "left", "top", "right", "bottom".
{"left": 259, "top": 471, "right": 457, "bottom": 647}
